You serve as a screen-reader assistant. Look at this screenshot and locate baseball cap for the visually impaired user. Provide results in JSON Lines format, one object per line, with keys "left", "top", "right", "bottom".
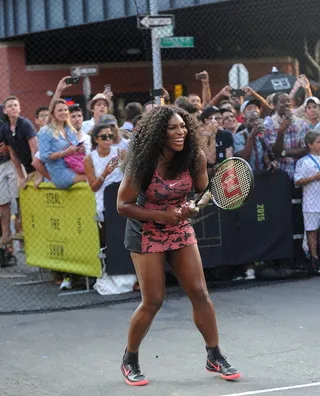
{"left": 99, "top": 114, "right": 118, "bottom": 126}
{"left": 304, "top": 96, "right": 320, "bottom": 107}
{"left": 200, "top": 106, "right": 220, "bottom": 122}
{"left": 240, "top": 100, "right": 261, "bottom": 114}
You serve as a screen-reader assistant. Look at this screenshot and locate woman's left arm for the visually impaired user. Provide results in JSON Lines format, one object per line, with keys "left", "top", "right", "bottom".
{"left": 180, "top": 150, "right": 209, "bottom": 219}
{"left": 194, "top": 150, "right": 209, "bottom": 194}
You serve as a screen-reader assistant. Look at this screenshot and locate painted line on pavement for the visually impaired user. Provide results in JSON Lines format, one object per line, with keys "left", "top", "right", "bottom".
{"left": 220, "top": 382, "right": 320, "bottom": 396}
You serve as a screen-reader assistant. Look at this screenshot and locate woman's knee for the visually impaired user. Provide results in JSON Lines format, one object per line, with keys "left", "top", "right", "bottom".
{"left": 188, "top": 284, "right": 211, "bottom": 305}
{"left": 142, "top": 295, "right": 164, "bottom": 314}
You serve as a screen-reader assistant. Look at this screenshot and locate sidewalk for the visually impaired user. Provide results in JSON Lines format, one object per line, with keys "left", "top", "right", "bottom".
{"left": 1, "top": 278, "right": 320, "bottom": 396}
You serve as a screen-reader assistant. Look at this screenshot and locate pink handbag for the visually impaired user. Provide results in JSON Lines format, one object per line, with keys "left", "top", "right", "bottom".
{"left": 64, "top": 151, "right": 86, "bottom": 174}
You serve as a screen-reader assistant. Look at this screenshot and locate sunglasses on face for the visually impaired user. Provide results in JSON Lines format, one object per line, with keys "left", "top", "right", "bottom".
{"left": 96, "top": 134, "right": 114, "bottom": 141}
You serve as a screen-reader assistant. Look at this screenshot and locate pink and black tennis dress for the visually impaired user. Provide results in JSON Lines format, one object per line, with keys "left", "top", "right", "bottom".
{"left": 124, "top": 169, "right": 197, "bottom": 253}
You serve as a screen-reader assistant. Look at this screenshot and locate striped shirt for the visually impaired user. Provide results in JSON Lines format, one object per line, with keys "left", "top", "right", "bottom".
{"left": 264, "top": 114, "right": 308, "bottom": 179}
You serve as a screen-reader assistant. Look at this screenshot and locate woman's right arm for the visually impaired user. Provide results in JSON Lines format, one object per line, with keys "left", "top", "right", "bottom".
{"left": 39, "top": 129, "right": 74, "bottom": 162}
{"left": 117, "top": 174, "right": 184, "bottom": 225}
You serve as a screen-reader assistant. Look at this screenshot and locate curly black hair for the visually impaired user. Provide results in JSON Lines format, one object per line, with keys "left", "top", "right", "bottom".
{"left": 122, "top": 105, "right": 202, "bottom": 191}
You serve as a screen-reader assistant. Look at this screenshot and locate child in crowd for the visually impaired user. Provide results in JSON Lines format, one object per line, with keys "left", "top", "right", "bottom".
{"left": 294, "top": 130, "right": 320, "bottom": 273}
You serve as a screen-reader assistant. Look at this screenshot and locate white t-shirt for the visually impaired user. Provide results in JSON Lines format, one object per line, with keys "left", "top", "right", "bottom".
{"left": 90, "top": 147, "right": 123, "bottom": 221}
{"left": 294, "top": 154, "right": 320, "bottom": 212}
{"left": 120, "top": 121, "right": 133, "bottom": 131}
{"left": 78, "top": 132, "right": 92, "bottom": 154}
{"left": 82, "top": 118, "right": 95, "bottom": 135}
{"left": 113, "top": 138, "right": 129, "bottom": 151}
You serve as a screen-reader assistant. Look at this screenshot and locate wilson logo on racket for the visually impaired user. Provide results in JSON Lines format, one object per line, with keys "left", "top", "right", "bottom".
{"left": 221, "top": 168, "right": 242, "bottom": 198}
{"left": 194, "top": 157, "right": 254, "bottom": 211}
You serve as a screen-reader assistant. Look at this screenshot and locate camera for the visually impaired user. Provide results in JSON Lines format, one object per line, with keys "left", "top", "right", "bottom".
{"left": 195, "top": 73, "right": 207, "bottom": 80}
{"left": 65, "top": 77, "right": 80, "bottom": 85}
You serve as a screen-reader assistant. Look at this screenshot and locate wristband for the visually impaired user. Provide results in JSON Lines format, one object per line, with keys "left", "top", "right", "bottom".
{"left": 99, "top": 175, "right": 105, "bottom": 182}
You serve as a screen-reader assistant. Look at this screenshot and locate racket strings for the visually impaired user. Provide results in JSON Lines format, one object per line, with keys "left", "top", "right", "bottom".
{"left": 210, "top": 160, "right": 253, "bottom": 210}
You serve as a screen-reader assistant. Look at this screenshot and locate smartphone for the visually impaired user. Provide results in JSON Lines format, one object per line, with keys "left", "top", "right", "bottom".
{"left": 104, "top": 84, "right": 111, "bottom": 93}
{"left": 66, "top": 77, "right": 80, "bottom": 85}
{"left": 231, "top": 89, "right": 246, "bottom": 97}
{"left": 110, "top": 156, "right": 119, "bottom": 166}
{"left": 284, "top": 110, "right": 294, "bottom": 123}
{"left": 195, "top": 73, "right": 207, "bottom": 80}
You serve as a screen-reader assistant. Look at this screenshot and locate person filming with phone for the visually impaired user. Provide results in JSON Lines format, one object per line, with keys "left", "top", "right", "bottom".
{"left": 264, "top": 92, "right": 308, "bottom": 179}
{"left": 38, "top": 99, "right": 87, "bottom": 189}
{"left": 234, "top": 110, "right": 277, "bottom": 172}
{"left": 84, "top": 123, "right": 124, "bottom": 236}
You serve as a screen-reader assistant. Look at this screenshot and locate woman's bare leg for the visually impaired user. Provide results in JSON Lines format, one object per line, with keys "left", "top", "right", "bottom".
{"left": 127, "top": 252, "right": 166, "bottom": 352}
{"left": 169, "top": 244, "right": 240, "bottom": 380}
{"left": 121, "top": 252, "right": 166, "bottom": 386}
{"left": 169, "top": 244, "right": 218, "bottom": 347}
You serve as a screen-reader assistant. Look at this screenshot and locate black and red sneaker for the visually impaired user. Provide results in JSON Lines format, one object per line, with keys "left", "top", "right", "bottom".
{"left": 206, "top": 346, "right": 240, "bottom": 381}
{"left": 121, "top": 350, "right": 148, "bottom": 386}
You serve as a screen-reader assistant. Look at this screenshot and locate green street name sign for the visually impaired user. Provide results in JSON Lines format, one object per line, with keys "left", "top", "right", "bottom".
{"left": 161, "top": 36, "right": 194, "bottom": 48}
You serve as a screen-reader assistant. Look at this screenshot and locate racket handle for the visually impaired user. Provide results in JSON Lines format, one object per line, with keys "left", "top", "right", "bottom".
{"left": 194, "top": 188, "right": 209, "bottom": 206}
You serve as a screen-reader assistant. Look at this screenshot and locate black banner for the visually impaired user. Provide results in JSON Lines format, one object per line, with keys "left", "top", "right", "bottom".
{"left": 104, "top": 170, "right": 293, "bottom": 275}
{"left": 219, "top": 170, "right": 293, "bottom": 265}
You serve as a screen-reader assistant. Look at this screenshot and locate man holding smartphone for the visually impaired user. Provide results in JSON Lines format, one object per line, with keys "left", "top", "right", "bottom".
{"left": 264, "top": 92, "right": 308, "bottom": 179}
{"left": 234, "top": 110, "right": 276, "bottom": 171}
{"left": 264, "top": 93, "right": 309, "bottom": 270}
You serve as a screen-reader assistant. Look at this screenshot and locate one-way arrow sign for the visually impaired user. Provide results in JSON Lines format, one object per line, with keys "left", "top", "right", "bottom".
{"left": 71, "top": 65, "right": 99, "bottom": 77}
{"left": 138, "top": 14, "right": 174, "bottom": 29}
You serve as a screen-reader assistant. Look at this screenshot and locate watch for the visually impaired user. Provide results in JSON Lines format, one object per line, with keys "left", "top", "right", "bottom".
{"left": 281, "top": 150, "right": 287, "bottom": 157}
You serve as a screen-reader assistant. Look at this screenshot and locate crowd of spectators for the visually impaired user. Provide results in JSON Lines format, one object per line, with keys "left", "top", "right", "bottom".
{"left": 1, "top": 70, "right": 320, "bottom": 290}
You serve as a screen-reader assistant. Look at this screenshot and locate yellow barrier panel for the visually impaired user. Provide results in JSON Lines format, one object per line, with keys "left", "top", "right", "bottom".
{"left": 20, "top": 182, "right": 102, "bottom": 278}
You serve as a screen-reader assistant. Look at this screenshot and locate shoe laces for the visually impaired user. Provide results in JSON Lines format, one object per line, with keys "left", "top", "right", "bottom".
{"left": 127, "top": 362, "right": 142, "bottom": 376}
{"left": 215, "top": 355, "right": 231, "bottom": 369}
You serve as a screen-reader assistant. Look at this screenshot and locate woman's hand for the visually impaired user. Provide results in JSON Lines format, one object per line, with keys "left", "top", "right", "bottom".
{"left": 103, "top": 158, "right": 119, "bottom": 177}
{"left": 158, "top": 206, "right": 185, "bottom": 225}
{"left": 56, "top": 76, "right": 73, "bottom": 94}
{"left": 66, "top": 145, "right": 79, "bottom": 155}
{"left": 66, "top": 144, "right": 85, "bottom": 155}
{"left": 77, "top": 144, "right": 86, "bottom": 154}
{"left": 180, "top": 201, "right": 200, "bottom": 219}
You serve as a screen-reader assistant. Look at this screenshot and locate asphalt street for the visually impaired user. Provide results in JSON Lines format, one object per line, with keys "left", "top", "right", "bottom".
{"left": 1, "top": 278, "right": 320, "bottom": 396}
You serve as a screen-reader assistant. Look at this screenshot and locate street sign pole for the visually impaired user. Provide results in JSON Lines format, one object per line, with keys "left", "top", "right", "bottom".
{"left": 150, "top": 0, "right": 163, "bottom": 105}
{"left": 82, "top": 77, "right": 91, "bottom": 121}
{"left": 71, "top": 65, "right": 99, "bottom": 118}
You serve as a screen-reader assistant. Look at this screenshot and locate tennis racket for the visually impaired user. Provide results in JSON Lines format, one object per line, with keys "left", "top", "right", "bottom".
{"left": 194, "top": 157, "right": 254, "bottom": 210}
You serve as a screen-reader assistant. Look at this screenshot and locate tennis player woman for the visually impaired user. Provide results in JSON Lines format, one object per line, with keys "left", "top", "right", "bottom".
{"left": 117, "top": 106, "right": 240, "bottom": 386}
